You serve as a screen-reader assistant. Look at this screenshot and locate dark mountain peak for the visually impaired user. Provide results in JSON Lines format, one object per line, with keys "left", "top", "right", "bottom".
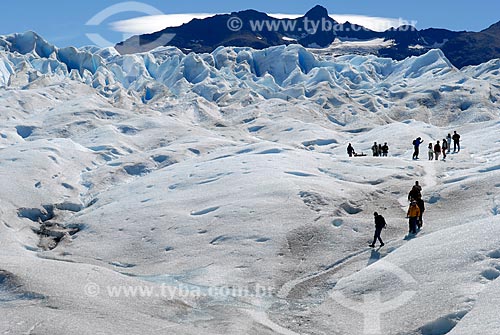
{"left": 304, "top": 5, "right": 329, "bottom": 19}
{"left": 297, "top": 5, "right": 338, "bottom": 47}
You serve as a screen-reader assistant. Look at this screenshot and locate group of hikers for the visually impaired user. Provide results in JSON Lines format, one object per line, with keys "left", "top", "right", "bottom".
{"left": 371, "top": 142, "right": 389, "bottom": 157}
{"left": 413, "top": 131, "right": 461, "bottom": 161}
{"left": 345, "top": 130, "right": 463, "bottom": 248}
{"left": 347, "top": 131, "right": 461, "bottom": 161}
{"left": 370, "top": 181, "right": 426, "bottom": 248}
{"left": 347, "top": 142, "right": 389, "bottom": 157}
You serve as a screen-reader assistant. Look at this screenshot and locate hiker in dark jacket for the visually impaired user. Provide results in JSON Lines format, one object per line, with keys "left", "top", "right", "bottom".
{"left": 372, "top": 142, "right": 379, "bottom": 157}
{"left": 370, "top": 212, "right": 386, "bottom": 248}
{"left": 381, "top": 143, "right": 389, "bottom": 157}
{"left": 413, "top": 181, "right": 422, "bottom": 193}
{"left": 452, "top": 131, "right": 461, "bottom": 152}
{"left": 412, "top": 137, "right": 424, "bottom": 160}
{"left": 441, "top": 138, "right": 448, "bottom": 160}
{"left": 347, "top": 143, "right": 355, "bottom": 157}
{"left": 416, "top": 198, "right": 425, "bottom": 229}
{"left": 408, "top": 181, "right": 422, "bottom": 201}
{"left": 434, "top": 141, "right": 441, "bottom": 161}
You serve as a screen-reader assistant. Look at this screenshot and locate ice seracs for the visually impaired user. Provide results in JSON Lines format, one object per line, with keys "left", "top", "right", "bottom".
{"left": 1, "top": 32, "right": 499, "bottom": 127}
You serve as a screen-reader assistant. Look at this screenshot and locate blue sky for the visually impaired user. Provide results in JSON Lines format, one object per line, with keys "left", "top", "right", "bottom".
{"left": 1, "top": 1, "right": 499, "bottom": 47}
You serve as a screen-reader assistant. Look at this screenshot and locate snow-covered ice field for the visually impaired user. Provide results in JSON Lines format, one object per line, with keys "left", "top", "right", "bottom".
{"left": 1, "top": 32, "right": 500, "bottom": 334}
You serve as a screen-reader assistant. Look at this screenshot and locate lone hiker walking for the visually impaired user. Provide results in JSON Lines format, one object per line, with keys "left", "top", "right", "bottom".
{"left": 370, "top": 212, "right": 386, "bottom": 248}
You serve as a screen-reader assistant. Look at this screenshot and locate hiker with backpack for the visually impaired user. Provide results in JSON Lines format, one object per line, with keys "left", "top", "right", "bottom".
{"left": 446, "top": 133, "right": 452, "bottom": 153}
{"left": 370, "top": 212, "right": 386, "bottom": 248}
{"left": 428, "top": 143, "right": 434, "bottom": 160}
{"left": 412, "top": 137, "right": 424, "bottom": 160}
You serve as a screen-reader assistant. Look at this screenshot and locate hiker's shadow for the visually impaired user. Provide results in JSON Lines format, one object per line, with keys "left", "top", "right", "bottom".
{"left": 367, "top": 249, "right": 381, "bottom": 266}
{"left": 404, "top": 233, "right": 418, "bottom": 241}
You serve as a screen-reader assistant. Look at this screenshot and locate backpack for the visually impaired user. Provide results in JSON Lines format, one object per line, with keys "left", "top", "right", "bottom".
{"left": 412, "top": 139, "right": 416, "bottom": 146}
{"left": 376, "top": 215, "right": 387, "bottom": 229}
